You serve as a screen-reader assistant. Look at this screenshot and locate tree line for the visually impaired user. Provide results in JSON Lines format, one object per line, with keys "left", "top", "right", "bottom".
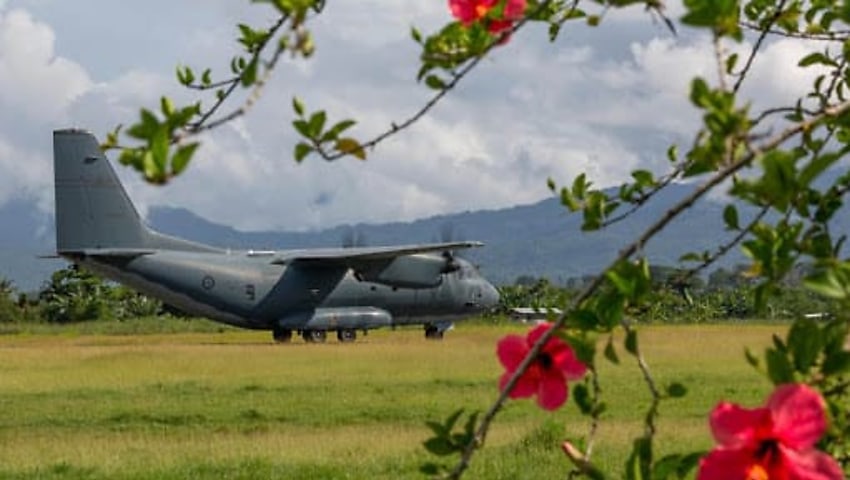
{"left": 497, "top": 264, "right": 839, "bottom": 323}
{"left": 0, "top": 265, "right": 162, "bottom": 324}
{"left": 0, "top": 263, "right": 836, "bottom": 326}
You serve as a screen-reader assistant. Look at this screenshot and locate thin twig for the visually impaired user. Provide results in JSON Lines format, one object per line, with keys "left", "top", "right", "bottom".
{"left": 186, "top": 15, "right": 290, "bottom": 132}
{"left": 733, "top": 0, "right": 787, "bottom": 94}
{"left": 312, "top": 1, "right": 555, "bottom": 162}
{"left": 740, "top": 22, "right": 850, "bottom": 42}
{"left": 601, "top": 165, "right": 684, "bottom": 228}
{"left": 681, "top": 206, "right": 769, "bottom": 282}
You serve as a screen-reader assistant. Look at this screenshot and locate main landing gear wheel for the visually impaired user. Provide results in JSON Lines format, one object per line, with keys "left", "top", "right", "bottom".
{"left": 272, "top": 328, "right": 293, "bottom": 343}
{"left": 337, "top": 329, "right": 357, "bottom": 343}
{"left": 303, "top": 329, "right": 327, "bottom": 343}
{"left": 424, "top": 325, "right": 444, "bottom": 340}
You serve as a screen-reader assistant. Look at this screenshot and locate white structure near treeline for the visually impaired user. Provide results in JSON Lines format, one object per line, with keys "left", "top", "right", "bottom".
{"left": 509, "top": 307, "right": 563, "bottom": 323}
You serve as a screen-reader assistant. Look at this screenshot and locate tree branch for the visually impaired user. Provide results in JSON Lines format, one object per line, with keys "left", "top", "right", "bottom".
{"left": 445, "top": 99, "right": 850, "bottom": 479}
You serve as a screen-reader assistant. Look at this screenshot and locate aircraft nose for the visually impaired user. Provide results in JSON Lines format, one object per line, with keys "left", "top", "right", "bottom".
{"left": 481, "top": 282, "right": 500, "bottom": 309}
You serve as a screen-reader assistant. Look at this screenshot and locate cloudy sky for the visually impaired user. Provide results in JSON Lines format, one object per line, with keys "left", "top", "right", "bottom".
{"left": 0, "top": 1, "right": 825, "bottom": 232}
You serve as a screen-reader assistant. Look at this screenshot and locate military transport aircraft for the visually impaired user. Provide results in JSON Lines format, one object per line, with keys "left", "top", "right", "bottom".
{"left": 52, "top": 129, "right": 500, "bottom": 343}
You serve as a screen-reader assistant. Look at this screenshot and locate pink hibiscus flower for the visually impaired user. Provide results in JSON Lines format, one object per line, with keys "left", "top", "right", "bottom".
{"left": 448, "top": 0, "right": 527, "bottom": 35}
{"left": 497, "top": 322, "right": 587, "bottom": 411}
{"left": 698, "top": 383, "right": 843, "bottom": 480}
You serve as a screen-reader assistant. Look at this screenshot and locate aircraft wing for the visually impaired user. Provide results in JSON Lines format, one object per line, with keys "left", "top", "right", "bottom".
{"left": 57, "top": 248, "right": 157, "bottom": 258}
{"left": 270, "top": 241, "right": 482, "bottom": 288}
{"left": 269, "top": 241, "right": 483, "bottom": 266}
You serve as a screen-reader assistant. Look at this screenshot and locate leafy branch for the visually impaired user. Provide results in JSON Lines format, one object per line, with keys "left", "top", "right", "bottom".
{"left": 446, "top": 98, "right": 850, "bottom": 478}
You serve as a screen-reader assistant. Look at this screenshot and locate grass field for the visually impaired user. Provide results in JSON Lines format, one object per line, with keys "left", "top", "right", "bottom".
{"left": 0, "top": 323, "right": 784, "bottom": 479}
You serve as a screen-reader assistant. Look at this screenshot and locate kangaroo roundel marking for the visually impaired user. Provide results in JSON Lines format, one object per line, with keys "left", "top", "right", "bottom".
{"left": 201, "top": 275, "right": 215, "bottom": 290}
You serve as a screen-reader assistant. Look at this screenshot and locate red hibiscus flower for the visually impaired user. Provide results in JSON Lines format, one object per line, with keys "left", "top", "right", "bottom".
{"left": 448, "top": 0, "right": 527, "bottom": 35}
{"left": 497, "top": 322, "right": 587, "bottom": 411}
{"left": 698, "top": 383, "right": 843, "bottom": 480}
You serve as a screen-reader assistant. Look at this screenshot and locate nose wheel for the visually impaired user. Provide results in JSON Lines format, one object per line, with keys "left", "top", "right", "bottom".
{"left": 337, "top": 329, "right": 357, "bottom": 343}
{"left": 302, "top": 329, "right": 327, "bottom": 343}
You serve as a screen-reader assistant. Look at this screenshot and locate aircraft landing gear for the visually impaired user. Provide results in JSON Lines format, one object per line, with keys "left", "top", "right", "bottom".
{"left": 424, "top": 325, "right": 444, "bottom": 340}
{"left": 302, "top": 329, "right": 327, "bottom": 343}
{"left": 272, "top": 327, "right": 292, "bottom": 343}
{"left": 337, "top": 329, "right": 357, "bottom": 343}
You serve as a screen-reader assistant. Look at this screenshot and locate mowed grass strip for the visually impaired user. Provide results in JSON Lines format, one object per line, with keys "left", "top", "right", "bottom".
{"left": 0, "top": 324, "right": 782, "bottom": 479}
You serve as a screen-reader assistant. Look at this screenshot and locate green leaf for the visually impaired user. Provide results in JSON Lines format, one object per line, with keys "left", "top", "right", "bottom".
{"left": 307, "top": 111, "right": 327, "bottom": 138}
{"left": 560, "top": 188, "right": 580, "bottom": 211}
{"left": 292, "top": 119, "right": 311, "bottom": 138}
{"left": 725, "top": 53, "right": 738, "bottom": 74}
{"left": 604, "top": 334, "right": 619, "bottom": 365}
{"left": 410, "top": 26, "right": 423, "bottom": 44}
{"left": 652, "top": 454, "right": 682, "bottom": 480}
{"left": 561, "top": 330, "right": 596, "bottom": 368}
{"left": 798, "top": 52, "right": 836, "bottom": 67}
{"left": 787, "top": 319, "right": 822, "bottom": 372}
{"left": 822, "top": 351, "right": 850, "bottom": 375}
{"left": 689, "top": 77, "right": 710, "bottom": 108}
{"left": 624, "top": 329, "right": 638, "bottom": 356}
{"left": 424, "top": 74, "right": 446, "bottom": 90}
{"left": 142, "top": 150, "right": 159, "bottom": 182}
{"left": 723, "top": 205, "right": 739, "bottom": 230}
{"left": 292, "top": 97, "right": 305, "bottom": 117}
{"left": 765, "top": 349, "right": 795, "bottom": 384}
{"left": 293, "top": 142, "right": 313, "bottom": 163}
{"left": 573, "top": 383, "right": 592, "bottom": 415}
{"left": 170, "top": 142, "right": 199, "bottom": 176}
{"left": 744, "top": 347, "right": 760, "bottom": 369}
{"left": 666, "top": 382, "right": 687, "bottom": 398}
{"left": 804, "top": 270, "right": 848, "bottom": 299}
{"left": 150, "top": 128, "right": 170, "bottom": 174}
{"left": 240, "top": 58, "right": 258, "bottom": 87}
{"left": 423, "top": 437, "right": 455, "bottom": 456}
{"left": 424, "top": 420, "right": 447, "bottom": 437}
{"left": 631, "top": 170, "right": 653, "bottom": 186}
{"left": 321, "top": 119, "right": 357, "bottom": 142}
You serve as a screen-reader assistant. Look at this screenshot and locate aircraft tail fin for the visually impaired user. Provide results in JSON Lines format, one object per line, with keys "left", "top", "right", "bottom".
{"left": 53, "top": 129, "right": 218, "bottom": 254}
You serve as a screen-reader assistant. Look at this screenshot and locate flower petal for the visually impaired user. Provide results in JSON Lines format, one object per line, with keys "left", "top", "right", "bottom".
{"left": 776, "top": 443, "right": 845, "bottom": 480}
{"left": 526, "top": 322, "right": 553, "bottom": 345}
{"left": 767, "top": 384, "right": 827, "bottom": 450}
{"left": 499, "top": 369, "right": 537, "bottom": 399}
{"left": 550, "top": 343, "right": 587, "bottom": 380}
{"left": 496, "top": 334, "right": 528, "bottom": 371}
{"left": 448, "top": 0, "right": 496, "bottom": 24}
{"left": 536, "top": 369, "right": 568, "bottom": 410}
{"left": 697, "top": 448, "right": 754, "bottom": 480}
{"left": 503, "top": 0, "right": 527, "bottom": 20}
{"left": 709, "top": 402, "right": 770, "bottom": 448}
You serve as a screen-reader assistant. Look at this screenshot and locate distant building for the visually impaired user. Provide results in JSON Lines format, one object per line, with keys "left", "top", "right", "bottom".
{"left": 509, "top": 307, "right": 563, "bottom": 323}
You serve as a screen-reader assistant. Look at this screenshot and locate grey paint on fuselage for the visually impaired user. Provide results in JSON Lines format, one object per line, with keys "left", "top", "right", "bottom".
{"left": 53, "top": 129, "right": 499, "bottom": 340}
{"left": 74, "top": 250, "right": 492, "bottom": 331}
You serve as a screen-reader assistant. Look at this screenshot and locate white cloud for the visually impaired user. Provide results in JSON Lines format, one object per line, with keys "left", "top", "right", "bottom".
{"left": 0, "top": 9, "right": 90, "bottom": 123}
{"left": 0, "top": 1, "right": 838, "bottom": 234}
{"left": 0, "top": 8, "right": 90, "bottom": 210}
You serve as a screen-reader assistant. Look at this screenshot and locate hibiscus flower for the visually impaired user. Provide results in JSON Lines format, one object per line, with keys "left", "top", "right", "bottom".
{"left": 448, "top": 0, "right": 527, "bottom": 35}
{"left": 698, "top": 383, "right": 843, "bottom": 480}
{"left": 497, "top": 322, "right": 587, "bottom": 411}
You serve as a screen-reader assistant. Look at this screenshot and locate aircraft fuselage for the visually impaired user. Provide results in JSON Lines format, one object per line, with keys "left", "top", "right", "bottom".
{"left": 72, "top": 250, "right": 498, "bottom": 332}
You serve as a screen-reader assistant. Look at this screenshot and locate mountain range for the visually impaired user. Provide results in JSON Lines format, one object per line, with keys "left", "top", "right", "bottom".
{"left": 0, "top": 183, "right": 774, "bottom": 292}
